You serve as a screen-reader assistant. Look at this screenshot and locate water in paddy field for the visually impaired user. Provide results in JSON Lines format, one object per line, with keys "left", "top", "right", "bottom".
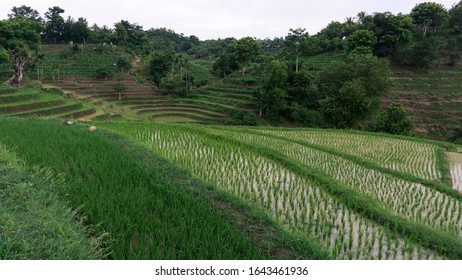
{"left": 448, "top": 152, "right": 462, "bottom": 192}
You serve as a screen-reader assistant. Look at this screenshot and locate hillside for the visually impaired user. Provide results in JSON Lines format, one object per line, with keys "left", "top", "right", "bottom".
{"left": 387, "top": 67, "right": 462, "bottom": 139}
{"left": 2, "top": 45, "right": 462, "bottom": 140}
{"left": 0, "top": 118, "right": 461, "bottom": 259}
{"left": 304, "top": 52, "right": 462, "bottom": 140}
{"left": 0, "top": 84, "right": 95, "bottom": 119}
{"left": 21, "top": 44, "right": 258, "bottom": 124}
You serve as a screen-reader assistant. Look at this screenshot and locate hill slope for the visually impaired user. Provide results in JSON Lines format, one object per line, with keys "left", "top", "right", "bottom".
{"left": 0, "top": 84, "right": 95, "bottom": 119}
{"left": 387, "top": 67, "right": 462, "bottom": 139}
{"left": 28, "top": 44, "right": 258, "bottom": 124}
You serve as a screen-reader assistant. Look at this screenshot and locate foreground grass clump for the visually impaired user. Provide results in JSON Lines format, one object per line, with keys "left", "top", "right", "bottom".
{"left": 0, "top": 145, "right": 104, "bottom": 259}
{"left": 0, "top": 118, "right": 326, "bottom": 260}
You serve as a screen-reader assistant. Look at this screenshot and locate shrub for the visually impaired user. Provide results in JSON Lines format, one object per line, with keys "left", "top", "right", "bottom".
{"left": 59, "top": 44, "right": 81, "bottom": 58}
{"left": 448, "top": 122, "right": 462, "bottom": 143}
{"left": 94, "top": 67, "right": 114, "bottom": 80}
{"left": 224, "top": 110, "right": 258, "bottom": 126}
{"left": 116, "top": 55, "right": 132, "bottom": 72}
{"left": 289, "top": 103, "right": 326, "bottom": 127}
{"left": 448, "top": 52, "right": 462, "bottom": 66}
{"left": 374, "top": 104, "right": 414, "bottom": 135}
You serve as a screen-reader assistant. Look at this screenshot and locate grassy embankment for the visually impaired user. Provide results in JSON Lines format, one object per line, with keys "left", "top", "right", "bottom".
{"left": 0, "top": 145, "right": 104, "bottom": 259}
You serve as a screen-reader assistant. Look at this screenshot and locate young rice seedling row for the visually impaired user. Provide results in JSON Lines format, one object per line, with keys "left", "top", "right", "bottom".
{"left": 213, "top": 128, "right": 462, "bottom": 237}
{"left": 101, "top": 123, "right": 443, "bottom": 260}
{"left": 256, "top": 129, "right": 440, "bottom": 181}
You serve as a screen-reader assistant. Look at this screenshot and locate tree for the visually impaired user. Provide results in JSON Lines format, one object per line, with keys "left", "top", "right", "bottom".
{"left": 0, "top": 47, "right": 9, "bottom": 64}
{"left": 113, "top": 83, "right": 126, "bottom": 101}
{"left": 95, "top": 67, "right": 113, "bottom": 80}
{"left": 8, "top": 5, "right": 42, "bottom": 22}
{"left": 70, "top": 17, "right": 90, "bottom": 44}
{"left": 114, "top": 21, "right": 129, "bottom": 47}
{"left": 316, "top": 54, "right": 390, "bottom": 128}
{"left": 411, "top": 2, "right": 448, "bottom": 37}
{"left": 43, "top": 6, "right": 65, "bottom": 43}
{"left": 116, "top": 55, "right": 132, "bottom": 73}
{"left": 148, "top": 51, "right": 174, "bottom": 86}
{"left": 89, "top": 24, "right": 112, "bottom": 44}
{"left": 254, "top": 60, "right": 288, "bottom": 118}
{"left": 317, "top": 21, "right": 346, "bottom": 51}
{"left": 0, "top": 18, "right": 42, "bottom": 86}
{"left": 228, "top": 37, "right": 260, "bottom": 75}
{"left": 404, "top": 37, "right": 441, "bottom": 68}
{"left": 286, "top": 71, "right": 316, "bottom": 108}
{"left": 449, "top": 1, "right": 462, "bottom": 33}
{"left": 375, "top": 104, "right": 414, "bottom": 135}
{"left": 159, "top": 54, "right": 193, "bottom": 97}
{"left": 159, "top": 73, "right": 184, "bottom": 96}
{"left": 284, "top": 28, "right": 309, "bottom": 72}
{"left": 345, "top": 29, "right": 377, "bottom": 54}
{"left": 212, "top": 50, "right": 239, "bottom": 77}
{"left": 372, "top": 13, "right": 415, "bottom": 57}
{"left": 113, "top": 20, "right": 146, "bottom": 52}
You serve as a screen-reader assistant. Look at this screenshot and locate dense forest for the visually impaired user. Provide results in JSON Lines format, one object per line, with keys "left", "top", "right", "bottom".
{"left": 1, "top": 2, "right": 462, "bottom": 137}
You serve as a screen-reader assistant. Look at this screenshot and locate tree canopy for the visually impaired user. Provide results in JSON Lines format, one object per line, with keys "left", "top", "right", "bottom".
{"left": 411, "top": 2, "right": 448, "bottom": 36}
{"left": 0, "top": 18, "right": 43, "bottom": 85}
{"left": 316, "top": 54, "right": 390, "bottom": 128}
{"left": 8, "top": 5, "right": 42, "bottom": 22}
{"left": 227, "top": 37, "right": 260, "bottom": 74}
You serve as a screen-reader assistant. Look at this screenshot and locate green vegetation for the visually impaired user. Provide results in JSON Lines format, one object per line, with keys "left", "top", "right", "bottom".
{"left": 98, "top": 122, "right": 462, "bottom": 259}
{"left": 0, "top": 86, "right": 95, "bottom": 118}
{"left": 224, "top": 109, "right": 258, "bottom": 126}
{"left": 3, "top": 1, "right": 462, "bottom": 137}
{"left": 0, "top": 116, "right": 460, "bottom": 259}
{"left": 0, "top": 118, "right": 327, "bottom": 260}
{"left": 0, "top": 17, "right": 42, "bottom": 86}
{"left": 0, "top": 145, "right": 104, "bottom": 259}
{"left": 374, "top": 104, "right": 414, "bottom": 135}
{"left": 317, "top": 54, "right": 390, "bottom": 128}
{"left": 2, "top": 1, "right": 462, "bottom": 261}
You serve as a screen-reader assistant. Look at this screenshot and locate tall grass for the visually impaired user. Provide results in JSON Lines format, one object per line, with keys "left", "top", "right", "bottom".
{"left": 0, "top": 145, "right": 104, "bottom": 259}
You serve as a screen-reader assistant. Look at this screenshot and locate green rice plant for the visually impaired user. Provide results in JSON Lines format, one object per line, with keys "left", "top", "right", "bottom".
{"left": 0, "top": 144, "right": 105, "bottom": 259}
{"left": 212, "top": 127, "right": 462, "bottom": 238}
{"left": 448, "top": 152, "right": 462, "bottom": 193}
{"left": 0, "top": 119, "right": 312, "bottom": 260}
{"left": 101, "top": 122, "right": 444, "bottom": 260}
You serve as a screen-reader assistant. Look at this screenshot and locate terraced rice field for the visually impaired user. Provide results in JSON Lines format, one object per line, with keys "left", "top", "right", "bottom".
{"left": 448, "top": 152, "right": 462, "bottom": 193}
{"left": 250, "top": 129, "right": 441, "bottom": 180}
{"left": 100, "top": 122, "right": 462, "bottom": 259}
{"left": 0, "top": 86, "right": 95, "bottom": 119}
{"left": 297, "top": 52, "right": 462, "bottom": 139}
{"left": 35, "top": 45, "right": 257, "bottom": 123}
{"left": 387, "top": 67, "right": 462, "bottom": 139}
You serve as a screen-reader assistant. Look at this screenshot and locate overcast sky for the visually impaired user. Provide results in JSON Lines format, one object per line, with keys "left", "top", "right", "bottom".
{"left": 1, "top": 0, "right": 459, "bottom": 39}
